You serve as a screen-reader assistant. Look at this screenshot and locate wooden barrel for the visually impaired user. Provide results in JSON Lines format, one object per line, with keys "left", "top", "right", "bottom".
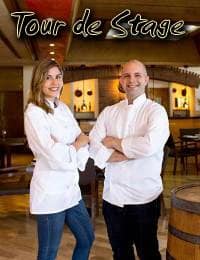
{"left": 167, "top": 183, "right": 200, "bottom": 260}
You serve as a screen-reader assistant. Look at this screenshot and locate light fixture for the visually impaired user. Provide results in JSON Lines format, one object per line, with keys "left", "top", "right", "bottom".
{"left": 81, "top": 79, "right": 87, "bottom": 111}
{"left": 51, "top": 58, "right": 55, "bottom": 61}
{"left": 185, "top": 25, "right": 200, "bottom": 33}
{"left": 49, "top": 51, "right": 55, "bottom": 55}
{"left": 49, "top": 43, "right": 55, "bottom": 47}
{"left": 80, "top": 67, "right": 87, "bottom": 111}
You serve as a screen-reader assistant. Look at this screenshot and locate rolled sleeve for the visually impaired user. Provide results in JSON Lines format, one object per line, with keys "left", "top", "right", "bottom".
{"left": 76, "top": 145, "right": 90, "bottom": 171}
{"left": 89, "top": 140, "right": 113, "bottom": 169}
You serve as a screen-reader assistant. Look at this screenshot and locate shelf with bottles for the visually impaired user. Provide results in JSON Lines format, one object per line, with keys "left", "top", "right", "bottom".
{"left": 174, "top": 97, "right": 189, "bottom": 110}
{"left": 73, "top": 101, "right": 93, "bottom": 113}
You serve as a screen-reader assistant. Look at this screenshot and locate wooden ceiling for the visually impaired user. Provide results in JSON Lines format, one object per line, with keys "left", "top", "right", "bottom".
{"left": 0, "top": 0, "right": 200, "bottom": 66}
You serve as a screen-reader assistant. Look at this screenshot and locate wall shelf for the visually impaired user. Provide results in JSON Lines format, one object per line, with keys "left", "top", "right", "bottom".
{"left": 75, "top": 112, "right": 95, "bottom": 119}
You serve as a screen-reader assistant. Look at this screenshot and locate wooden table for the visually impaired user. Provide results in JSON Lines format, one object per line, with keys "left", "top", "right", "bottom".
{"left": 0, "top": 137, "right": 26, "bottom": 168}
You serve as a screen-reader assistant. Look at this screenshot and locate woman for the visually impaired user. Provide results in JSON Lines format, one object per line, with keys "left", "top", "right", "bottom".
{"left": 24, "top": 59, "right": 94, "bottom": 260}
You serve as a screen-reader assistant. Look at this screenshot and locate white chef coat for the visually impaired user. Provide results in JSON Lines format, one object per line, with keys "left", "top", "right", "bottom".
{"left": 24, "top": 100, "right": 89, "bottom": 214}
{"left": 89, "top": 94, "right": 169, "bottom": 207}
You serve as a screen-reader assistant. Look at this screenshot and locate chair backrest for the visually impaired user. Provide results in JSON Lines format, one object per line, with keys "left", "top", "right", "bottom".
{"left": 165, "top": 134, "right": 176, "bottom": 149}
{"left": 162, "top": 145, "right": 170, "bottom": 171}
{"left": 79, "top": 158, "right": 98, "bottom": 226}
{"left": 79, "top": 158, "right": 96, "bottom": 186}
{"left": 165, "top": 133, "right": 190, "bottom": 157}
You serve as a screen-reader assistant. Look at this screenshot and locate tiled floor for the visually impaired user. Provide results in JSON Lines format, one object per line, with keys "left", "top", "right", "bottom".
{"left": 0, "top": 153, "right": 199, "bottom": 259}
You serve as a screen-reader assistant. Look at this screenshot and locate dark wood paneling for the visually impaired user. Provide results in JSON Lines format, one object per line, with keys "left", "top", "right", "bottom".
{"left": 148, "top": 88, "right": 170, "bottom": 114}
{"left": 0, "top": 67, "right": 22, "bottom": 91}
{"left": 0, "top": 91, "right": 23, "bottom": 137}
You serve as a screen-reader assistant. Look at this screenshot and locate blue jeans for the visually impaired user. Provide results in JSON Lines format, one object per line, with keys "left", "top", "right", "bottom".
{"left": 36, "top": 200, "right": 94, "bottom": 260}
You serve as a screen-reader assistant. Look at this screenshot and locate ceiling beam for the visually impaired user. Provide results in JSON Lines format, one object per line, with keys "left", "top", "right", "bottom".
{"left": 64, "top": 38, "right": 200, "bottom": 66}
{"left": 63, "top": 65, "right": 200, "bottom": 88}
{"left": 65, "top": 0, "right": 80, "bottom": 60}
{"left": 0, "top": 29, "right": 21, "bottom": 58}
{"left": 2, "top": 0, "right": 37, "bottom": 61}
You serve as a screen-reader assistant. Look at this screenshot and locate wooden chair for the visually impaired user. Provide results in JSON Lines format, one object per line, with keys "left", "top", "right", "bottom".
{"left": 167, "top": 134, "right": 199, "bottom": 175}
{"left": 79, "top": 158, "right": 99, "bottom": 226}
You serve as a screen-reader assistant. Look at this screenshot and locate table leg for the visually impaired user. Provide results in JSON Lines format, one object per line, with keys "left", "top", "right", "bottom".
{"left": 6, "top": 146, "right": 11, "bottom": 167}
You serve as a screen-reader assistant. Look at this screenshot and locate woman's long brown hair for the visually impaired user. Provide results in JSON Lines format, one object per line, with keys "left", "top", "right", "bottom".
{"left": 26, "top": 59, "right": 63, "bottom": 114}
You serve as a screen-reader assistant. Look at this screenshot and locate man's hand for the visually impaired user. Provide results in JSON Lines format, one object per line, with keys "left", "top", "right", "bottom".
{"left": 73, "top": 133, "right": 89, "bottom": 151}
{"left": 107, "top": 151, "right": 128, "bottom": 162}
{"left": 102, "top": 136, "right": 123, "bottom": 152}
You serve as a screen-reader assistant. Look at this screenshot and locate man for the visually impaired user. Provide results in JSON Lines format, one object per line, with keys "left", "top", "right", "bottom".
{"left": 89, "top": 60, "right": 169, "bottom": 260}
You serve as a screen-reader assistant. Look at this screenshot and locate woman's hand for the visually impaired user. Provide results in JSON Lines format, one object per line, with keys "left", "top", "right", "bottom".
{"left": 72, "top": 133, "right": 89, "bottom": 151}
